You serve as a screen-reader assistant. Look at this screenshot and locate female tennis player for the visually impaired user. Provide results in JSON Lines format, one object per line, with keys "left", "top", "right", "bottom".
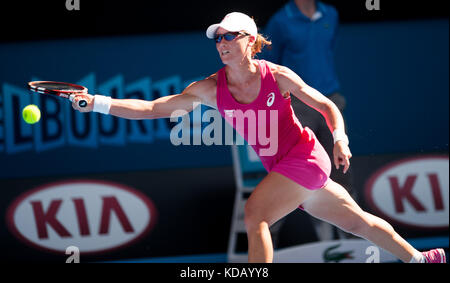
{"left": 72, "top": 12, "right": 445, "bottom": 263}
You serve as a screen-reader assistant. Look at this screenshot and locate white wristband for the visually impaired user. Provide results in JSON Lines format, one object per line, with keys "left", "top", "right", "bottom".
{"left": 93, "top": 95, "right": 112, "bottom": 114}
{"left": 333, "top": 129, "right": 349, "bottom": 145}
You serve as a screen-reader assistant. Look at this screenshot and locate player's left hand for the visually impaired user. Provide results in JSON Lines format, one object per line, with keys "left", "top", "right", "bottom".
{"left": 333, "top": 141, "right": 352, "bottom": 174}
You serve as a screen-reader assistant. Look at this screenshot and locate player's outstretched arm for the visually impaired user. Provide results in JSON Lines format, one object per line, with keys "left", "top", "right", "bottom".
{"left": 71, "top": 76, "right": 216, "bottom": 120}
{"left": 273, "top": 63, "right": 352, "bottom": 173}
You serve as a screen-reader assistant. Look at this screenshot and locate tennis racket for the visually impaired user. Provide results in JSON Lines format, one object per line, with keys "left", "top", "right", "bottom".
{"left": 28, "top": 81, "right": 88, "bottom": 107}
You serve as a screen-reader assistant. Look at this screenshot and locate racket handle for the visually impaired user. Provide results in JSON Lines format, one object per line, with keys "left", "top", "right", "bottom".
{"left": 79, "top": 100, "right": 87, "bottom": 108}
{"left": 69, "top": 95, "right": 87, "bottom": 108}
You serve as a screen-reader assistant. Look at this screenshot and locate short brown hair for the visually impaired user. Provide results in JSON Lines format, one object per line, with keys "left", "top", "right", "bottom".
{"left": 251, "top": 33, "right": 272, "bottom": 57}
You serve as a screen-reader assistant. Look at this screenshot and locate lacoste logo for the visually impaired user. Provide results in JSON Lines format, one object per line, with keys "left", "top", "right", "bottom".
{"left": 266, "top": 92, "right": 275, "bottom": 107}
{"left": 323, "top": 244, "right": 354, "bottom": 263}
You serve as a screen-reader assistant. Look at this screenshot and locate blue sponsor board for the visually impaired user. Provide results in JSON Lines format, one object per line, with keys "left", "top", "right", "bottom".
{"left": 0, "top": 33, "right": 233, "bottom": 179}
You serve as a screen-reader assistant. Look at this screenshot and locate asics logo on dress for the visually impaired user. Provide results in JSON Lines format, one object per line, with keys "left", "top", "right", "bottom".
{"left": 267, "top": 92, "right": 275, "bottom": 107}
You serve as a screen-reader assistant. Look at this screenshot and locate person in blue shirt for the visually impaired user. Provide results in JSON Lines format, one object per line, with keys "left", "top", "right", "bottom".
{"left": 262, "top": 0, "right": 352, "bottom": 241}
{"left": 263, "top": 0, "right": 340, "bottom": 96}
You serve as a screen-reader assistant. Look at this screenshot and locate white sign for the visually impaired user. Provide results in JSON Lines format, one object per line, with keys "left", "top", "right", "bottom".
{"left": 365, "top": 156, "right": 449, "bottom": 229}
{"left": 7, "top": 180, "right": 157, "bottom": 254}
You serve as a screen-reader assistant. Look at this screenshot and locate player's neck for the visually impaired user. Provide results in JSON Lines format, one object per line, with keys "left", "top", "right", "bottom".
{"left": 295, "top": 0, "right": 317, "bottom": 19}
{"left": 225, "top": 58, "right": 259, "bottom": 86}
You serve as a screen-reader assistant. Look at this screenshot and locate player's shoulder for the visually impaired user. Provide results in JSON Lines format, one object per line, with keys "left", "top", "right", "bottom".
{"left": 183, "top": 73, "right": 218, "bottom": 103}
{"left": 185, "top": 73, "right": 217, "bottom": 91}
{"left": 263, "top": 60, "right": 302, "bottom": 94}
{"left": 205, "top": 72, "right": 219, "bottom": 84}
{"left": 264, "top": 60, "right": 295, "bottom": 80}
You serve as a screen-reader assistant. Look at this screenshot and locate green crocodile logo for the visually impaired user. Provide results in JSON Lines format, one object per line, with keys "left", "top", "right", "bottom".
{"left": 323, "top": 244, "right": 354, "bottom": 263}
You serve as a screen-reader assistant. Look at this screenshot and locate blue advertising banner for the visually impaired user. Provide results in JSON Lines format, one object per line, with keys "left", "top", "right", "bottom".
{"left": 0, "top": 33, "right": 234, "bottom": 179}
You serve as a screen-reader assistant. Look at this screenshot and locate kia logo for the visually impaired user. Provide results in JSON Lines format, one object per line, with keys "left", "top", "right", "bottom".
{"left": 365, "top": 156, "right": 449, "bottom": 230}
{"left": 6, "top": 180, "right": 157, "bottom": 254}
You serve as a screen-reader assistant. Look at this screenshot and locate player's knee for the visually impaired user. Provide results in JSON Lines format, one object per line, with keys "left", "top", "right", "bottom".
{"left": 243, "top": 201, "right": 258, "bottom": 229}
{"left": 244, "top": 202, "right": 268, "bottom": 232}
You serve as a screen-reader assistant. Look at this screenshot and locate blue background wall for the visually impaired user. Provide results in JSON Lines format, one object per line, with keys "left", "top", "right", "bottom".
{"left": 334, "top": 19, "right": 449, "bottom": 155}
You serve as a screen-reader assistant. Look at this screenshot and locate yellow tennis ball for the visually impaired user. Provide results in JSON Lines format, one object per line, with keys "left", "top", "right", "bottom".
{"left": 22, "top": 104, "right": 41, "bottom": 124}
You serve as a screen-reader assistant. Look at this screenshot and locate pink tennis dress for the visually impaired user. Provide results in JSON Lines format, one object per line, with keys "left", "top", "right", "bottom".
{"left": 217, "top": 60, "right": 331, "bottom": 190}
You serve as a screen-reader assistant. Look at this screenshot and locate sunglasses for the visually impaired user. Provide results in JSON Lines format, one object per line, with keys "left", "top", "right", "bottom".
{"left": 214, "top": 32, "right": 249, "bottom": 43}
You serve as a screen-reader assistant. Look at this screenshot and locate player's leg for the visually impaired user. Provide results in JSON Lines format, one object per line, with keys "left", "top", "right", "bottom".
{"left": 291, "top": 95, "right": 353, "bottom": 241}
{"left": 301, "top": 179, "right": 419, "bottom": 262}
{"left": 244, "top": 171, "right": 317, "bottom": 263}
{"left": 315, "top": 93, "right": 355, "bottom": 239}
